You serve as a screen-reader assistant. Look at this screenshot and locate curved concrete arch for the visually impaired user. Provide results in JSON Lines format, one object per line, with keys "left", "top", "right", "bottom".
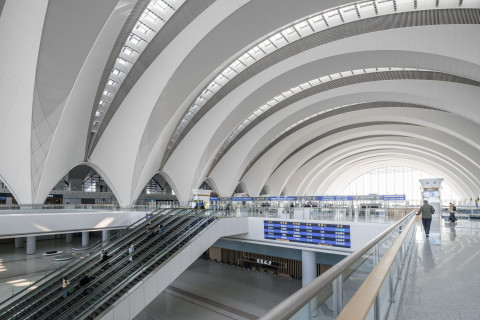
{"left": 2, "top": 1, "right": 480, "bottom": 207}
{"left": 189, "top": 46, "right": 480, "bottom": 201}
{"left": 91, "top": 0, "right": 254, "bottom": 204}
{"left": 210, "top": 69, "right": 480, "bottom": 172}
{"left": 311, "top": 151, "right": 475, "bottom": 197}
{"left": 104, "top": 0, "right": 352, "bottom": 203}
{"left": 88, "top": 0, "right": 216, "bottom": 155}
{"left": 318, "top": 155, "right": 471, "bottom": 195}
{"left": 166, "top": 7, "right": 480, "bottom": 165}
{"left": 210, "top": 78, "right": 480, "bottom": 199}
{"left": 153, "top": 171, "right": 181, "bottom": 204}
{"left": 32, "top": 2, "right": 139, "bottom": 205}
{"left": 204, "top": 51, "right": 480, "bottom": 189}
{"left": 0, "top": 174, "right": 22, "bottom": 206}
{"left": 0, "top": 1, "right": 48, "bottom": 204}
{"left": 302, "top": 145, "right": 476, "bottom": 198}
{"left": 325, "top": 160, "right": 466, "bottom": 198}
{"left": 232, "top": 182, "right": 250, "bottom": 197}
{"left": 270, "top": 131, "right": 480, "bottom": 199}
{"left": 260, "top": 184, "right": 271, "bottom": 196}
{"left": 283, "top": 136, "right": 480, "bottom": 198}
{"left": 35, "top": 162, "right": 123, "bottom": 207}
{"left": 266, "top": 111, "right": 480, "bottom": 195}
{"left": 159, "top": 22, "right": 480, "bottom": 202}
{"left": 241, "top": 82, "right": 480, "bottom": 178}
{"left": 202, "top": 177, "right": 220, "bottom": 195}
{"left": 237, "top": 105, "right": 480, "bottom": 198}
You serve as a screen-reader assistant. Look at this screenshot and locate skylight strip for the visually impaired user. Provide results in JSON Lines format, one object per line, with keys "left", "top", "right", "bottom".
{"left": 91, "top": 0, "right": 187, "bottom": 133}
{"left": 169, "top": 0, "right": 472, "bottom": 153}
{"left": 215, "top": 67, "right": 422, "bottom": 161}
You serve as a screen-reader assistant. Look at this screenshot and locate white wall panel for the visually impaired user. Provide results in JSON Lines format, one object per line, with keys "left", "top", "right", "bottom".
{"left": 92, "top": 1, "right": 250, "bottom": 205}
{"left": 34, "top": 0, "right": 137, "bottom": 204}
{"left": 205, "top": 26, "right": 480, "bottom": 199}
{"left": 0, "top": 210, "right": 147, "bottom": 238}
{"left": 100, "top": 217, "right": 248, "bottom": 320}
{"left": 0, "top": 0, "right": 48, "bottom": 203}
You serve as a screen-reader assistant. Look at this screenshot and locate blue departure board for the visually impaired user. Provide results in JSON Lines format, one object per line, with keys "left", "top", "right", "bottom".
{"left": 264, "top": 220, "right": 351, "bottom": 248}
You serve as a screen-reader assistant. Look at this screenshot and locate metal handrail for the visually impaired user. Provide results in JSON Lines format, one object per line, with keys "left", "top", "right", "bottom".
{"left": 259, "top": 210, "right": 415, "bottom": 320}
{"left": 0, "top": 208, "right": 171, "bottom": 316}
{"left": 78, "top": 212, "right": 216, "bottom": 320}
{"left": 338, "top": 213, "right": 416, "bottom": 319}
{"left": 2, "top": 209, "right": 181, "bottom": 320}
{"left": 0, "top": 210, "right": 150, "bottom": 309}
{"left": 38, "top": 209, "right": 209, "bottom": 320}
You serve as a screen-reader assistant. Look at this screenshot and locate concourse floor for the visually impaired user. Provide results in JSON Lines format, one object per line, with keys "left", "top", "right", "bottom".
{"left": 0, "top": 236, "right": 99, "bottom": 302}
{"left": 134, "top": 259, "right": 302, "bottom": 320}
{"left": 0, "top": 237, "right": 301, "bottom": 320}
{"left": 399, "top": 216, "right": 480, "bottom": 320}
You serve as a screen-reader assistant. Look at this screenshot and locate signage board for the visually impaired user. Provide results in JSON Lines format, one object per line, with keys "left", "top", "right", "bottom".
{"left": 382, "top": 195, "right": 406, "bottom": 201}
{"left": 269, "top": 196, "right": 297, "bottom": 201}
{"left": 231, "top": 197, "right": 253, "bottom": 201}
{"left": 264, "top": 220, "right": 351, "bottom": 248}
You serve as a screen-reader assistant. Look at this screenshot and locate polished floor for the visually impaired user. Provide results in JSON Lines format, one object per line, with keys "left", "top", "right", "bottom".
{"left": 134, "top": 259, "right": 302, "bottom": 320}
{"left": 2, "top": 217, "right": 479, "bottom": 319}
{"left": 399, "top": 217, "right": 480, "bottom": 320}
{"left": 0, "top": 236, "right": 98, "bottom": 302}
{"left": 0, "top": 237, "right": 301, "bottom": 320}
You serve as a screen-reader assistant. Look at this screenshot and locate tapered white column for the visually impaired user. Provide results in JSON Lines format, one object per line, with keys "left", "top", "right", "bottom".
{"left": 15, "top": 237, "right": 24, "bottom": 248}
{"left": 26, "top": 236, "right": 36, "bottom": 255}
{"left": 102, "top": 230, "right": 109, "bottom": 246}
{"left": 82, "top": 232, "right": 89, "bottom": 248}
{"left": 302, "top": 250, "right": 317, "bottom": 316}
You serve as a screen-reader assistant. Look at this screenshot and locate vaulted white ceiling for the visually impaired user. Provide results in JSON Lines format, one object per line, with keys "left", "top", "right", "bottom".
{"left": 1, "top": 0, "right": 479, "bottom": 205}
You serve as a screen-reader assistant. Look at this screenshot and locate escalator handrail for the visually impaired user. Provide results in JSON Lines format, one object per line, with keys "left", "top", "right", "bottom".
{"left": 0, "top": 209, "right": 158, "bottom": 308}
{"left": 39, "top": 210, "right": 210, "bottom": 320}
{"left": 0, "top": 208, "right": 176, "bottom": 317}
{"left": 73, "top": 211, "right": 215, "bottom": 320}
{"left": 2, "top": 208, "right": 183, "bottom": 319}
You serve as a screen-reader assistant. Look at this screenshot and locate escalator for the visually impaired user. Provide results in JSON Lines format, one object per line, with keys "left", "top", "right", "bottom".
{"left": 0, "top": 207, "right": 190, "bottom": 319}
{"left": 39, "top": 209, "right": 215, "bottom": 319}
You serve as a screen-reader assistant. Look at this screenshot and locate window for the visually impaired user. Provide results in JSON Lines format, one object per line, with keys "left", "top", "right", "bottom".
{"left": 135, "top": 22, "right": 149, "bottom": 34}
{"left": 122, "top": 46, "right": 134, "bottom": 55}
{"left": 117, "top": 58, "right": 128, "bottom": 65}
{"left": 128, "top": 34, "right": 141, "bottom": 45}
{"left": 143, "top": 10, "right": 159, "bottom": 24}
{"left": 151, "top": 0, "right": 168, "bottom": 12}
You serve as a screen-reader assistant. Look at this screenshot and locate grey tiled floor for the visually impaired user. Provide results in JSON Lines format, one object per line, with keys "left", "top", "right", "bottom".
{"left": 0, "top": 236, "right": 99, "bottom": 302}
{"left": 399, "top": 217, "right": 480, "bottom": 320}
{"left": 134, "top": 259, "right": 302, "bottom": 320}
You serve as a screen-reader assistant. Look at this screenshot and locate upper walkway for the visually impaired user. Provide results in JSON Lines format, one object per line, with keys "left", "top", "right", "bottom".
{"left": 398, "top": 215, "right": 480, "bottom": 319}
{"left": 0, "top": 205, "right": 410, "bottom": 238}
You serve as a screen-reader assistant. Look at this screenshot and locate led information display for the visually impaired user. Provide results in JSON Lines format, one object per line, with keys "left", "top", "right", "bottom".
{"left": 264, "top": 220, "right": 351, "bottom": 248}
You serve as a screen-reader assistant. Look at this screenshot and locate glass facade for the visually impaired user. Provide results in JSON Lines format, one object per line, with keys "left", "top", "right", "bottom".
{"left": 342, "top": 166, "right": 460, "bottom": 203}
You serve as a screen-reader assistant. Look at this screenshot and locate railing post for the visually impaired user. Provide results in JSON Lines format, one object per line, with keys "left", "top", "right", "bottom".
{"left": 333, "top": 274, "right": 343, "bottom": 317}
{"left": 388, "top": 268, "right": 394, "bottom": 303}
{"left": 373, "top": 244, "right": 380, "bottom": 320}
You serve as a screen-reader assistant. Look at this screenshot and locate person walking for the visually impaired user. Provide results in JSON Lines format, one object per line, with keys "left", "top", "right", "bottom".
{"left": 416, "top": 200, "right": 435, "bottom": 237}
{"left": 62, "top": 276, "right": 70, "bottom": 298}
{"left": 128, "top": 243, "right": 134, "bottom": 262}
{"left": 448, "top": 202, "right": 457, "bottom": 223}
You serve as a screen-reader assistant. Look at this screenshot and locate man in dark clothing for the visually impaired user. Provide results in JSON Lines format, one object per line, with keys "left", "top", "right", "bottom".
{"left": 416, "top": 200, "right": 435, "bottom": 237}
{"left": 101, "top": 251, "right": 113, "bottom": 271}
{"left": 79, "top": 274, "right": 91, "bottom": 286}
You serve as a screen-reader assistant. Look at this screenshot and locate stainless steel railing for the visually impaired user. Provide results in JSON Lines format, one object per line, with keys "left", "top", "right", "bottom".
{"left": 260, "top": 210, "right": 416, "bottom": 320}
